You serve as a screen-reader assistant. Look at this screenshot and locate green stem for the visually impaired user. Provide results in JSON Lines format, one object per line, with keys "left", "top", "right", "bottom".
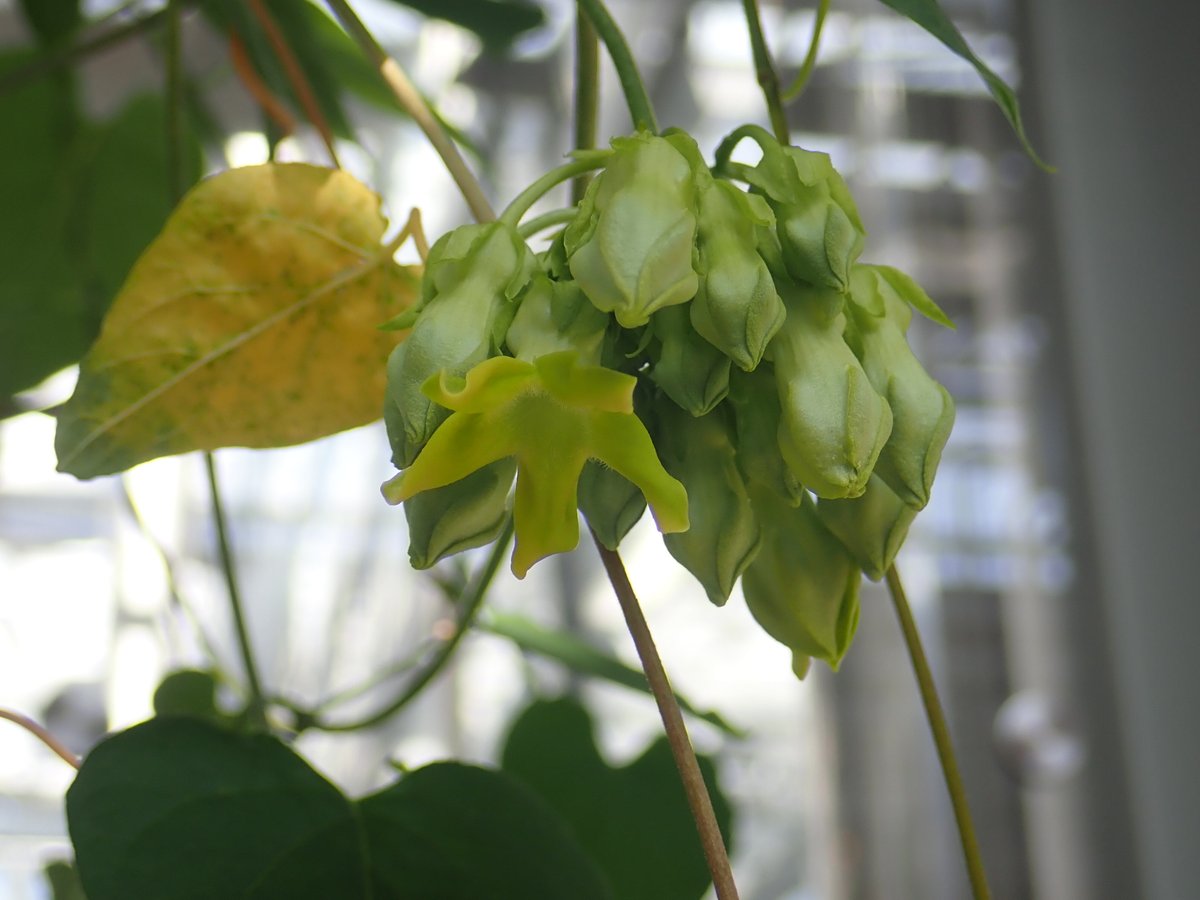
{"left": 782, "top": 0, "right": 830, "bottom": 102}
{"left": 324, "top": 0, "right": 495, "bottom": 223}
{"left": 576, "top": 0, "right": 658, "bottom": 133}
{"left": 712, "top": 122, "right": 775, "bottom": 177}
{"left": 518, "top": 207, "right": 578, "bottom": 240}
{"left": 499, "top": 155, "right": 609, "bottom": 227}
{"left": 593, "top": 535, "right": 740, "bottom": 900}
{"left": 739, "top": 0, "right": 790, "bottom": 143}
{"left": 885, "top": 565, "right": 992, "bottom": 900}
{"left": 205, "top": 454, "right": 269, "bottom": 731}
{"left": 315, "top": 518, "right": 514, "bottom": 732}
{"left": 0, "top": 4, "right": 178, "bottom": 95}
{"left": 572, "top": 14, "right": 600, "bottom": 204}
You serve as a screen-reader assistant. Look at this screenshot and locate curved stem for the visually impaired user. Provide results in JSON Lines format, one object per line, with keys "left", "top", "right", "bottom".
{"left": 576, "top": 0, "right": 658, "bottom": 133}
{"left": 315, "top": 518, "right": 514, "bottom": 732}
{"left": 0, "top": 709, "right": 80, "bottom": 770}
{"left": 885, "top": 565, "right": 992, "bottom": 900}
{"left": 573, "top": 14, "right": 600, "bottom": 204}
{"left": 324, "top": 0, "right": 495, "bottom": 223}
{"left": 739, "top": 0, "right": 789, "bottom": 143}
{"left": 592, "top": 535, "right": 739, "bottom": 900}
{"left": 712, "top": 122, "right": 776, "bottom": 176}
{"left": 782, "top": 0, "right": 830, "bottom": 102}
{"left": 518, "top": 208, "right": 577, "bottom": 240}
{"left": 205, "top": 453, "right": 269, "bottom": 730}
{"left": 499, "top": 156, "right": 609, "bottom": 227}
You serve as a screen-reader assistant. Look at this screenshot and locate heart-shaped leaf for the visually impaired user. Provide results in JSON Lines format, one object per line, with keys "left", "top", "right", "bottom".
{"left": 55, "top": 163, "right": 417, "bottom": 479}
{"left": 68, "top": 717, "right": 610, "bottom": 900}
{"left": 501, "top": 697, "right": 734, "bottom": 900}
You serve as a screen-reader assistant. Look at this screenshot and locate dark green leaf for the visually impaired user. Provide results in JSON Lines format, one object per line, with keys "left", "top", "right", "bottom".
{"left": 359, "top": 762, "right": 612, "bottom": 899}
{"left": 482, "top": 612, "right": 745, "bottom": 736}
{"left": 0, "top": 52, "right": 84, "bottom": 397}
{"left": 502, "top": 697, "right": 734, "bottom": 900}
{"left": 43, "top": 858, "right": 87, "bottom": 900}
{"left": 67, "top": 719, "right": 365, "bottom": 900}
{"left": 152, "top": 670, "right": 222, "bottom": 722}
{"left": 18, "top": 0, "right": 82, "bottom": 45}
{"left": 877, "top": 0, "right": 1051, "bottom": 169}
{"left": 68, "top": 717, "right": 609, "bottom": 900}
{"left": 387, "top": 0, "right": 545, "bottom": 53}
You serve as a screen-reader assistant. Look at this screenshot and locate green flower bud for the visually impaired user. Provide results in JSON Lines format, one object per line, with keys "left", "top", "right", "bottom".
{"left": 727, "top": 366, "right": 803, "bottom": 504}
{"left": 742, "top": 135, "right": 865, "bottom": 293}
{"left": 577, "top": 461, "right": 646, "bottom": 550}
{"left": 565, "top": 132, "right": 699, "bottom": 327}
{"left": 690, "top": 182, "right": 786, "bottom": 371}
{"left": 769, "top": 281, "right": 893, "bottom": 499}
{"left": 742, "top": 488, "right": 862, "bottom": 677}
{"left": 814, "top": 475, "right": 915, "bottom": 580}
{"left": 404, "top": 459, "right": 516, "bottom": 570}
{"left": 384, "top": 222, "right": 535, "bottom": 467}
{"left": 651, "top": 303, "right": 730, "bottom": 416}
{"left": 506, "top": 273, "right": 610, "bottom": 365}
{"left": 656, "top": 404, "right": 761, "bottom": 606}
{"left": 845, "top": 265, "right": 955, "bottom": 509}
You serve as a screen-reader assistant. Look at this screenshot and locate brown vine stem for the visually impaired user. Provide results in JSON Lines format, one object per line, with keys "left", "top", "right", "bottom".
{"left": 247, "top": 0, "right": 341, "bottom": 167}
{"left": 0, "top": 709, "right": 80, "bottom": 770}
{"left": 886, "top": 565, "right": 992, "bottom": 900}
{"left": 593, "top": 535, "right": 739, "bottom": 900}
{"left": 323, "top": 0, "right": 495, "bottom": 223}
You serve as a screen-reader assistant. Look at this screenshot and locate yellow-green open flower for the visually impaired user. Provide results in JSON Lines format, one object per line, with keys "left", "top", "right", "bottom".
{"left": 382, "top": 352, "right": 689, "bottom": 578}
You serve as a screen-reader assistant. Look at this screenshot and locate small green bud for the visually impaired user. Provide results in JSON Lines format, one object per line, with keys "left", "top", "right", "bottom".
{"left": 404, "top": 459, "right": 516, "bottom": 569}
{"left": 690, "top": 182, "right": 786, "bottom": 371}
{"left": 565, "top": 132, "right": 699, "bottom": 327}
{"left": 506, "top": 273, "right": 609, "bottom": 365}
{"left": 846, "top": 265, "right": 955, "bottom": 509}
{"left": 814, "top": 475, "right": 915, "bottom": 580}
{"left": 577, "top": 461, "right": 646, "bottom": 550}
{"left": 742, "top": 488, "right": 862, "bottom": 677}
{"left": 769, "top": 281, "right": 893, "bottom": 499}
{"left": 651, "top": 303, "right": 731, "bottom": 416}
{"left": 384, "top": 222, "right": 535, "bottom": 467}
{"left": 656, "top": 404, "right": 761, "bottom": 606}
{"left": 743, "top": 137, "right": 865, "bottom": 293}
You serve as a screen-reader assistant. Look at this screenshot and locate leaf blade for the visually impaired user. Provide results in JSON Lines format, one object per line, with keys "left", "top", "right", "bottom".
{"left": 877, "top": 0, "right": 1052, "bottom": 169}
{"left": 55, "top": 163, "right": 417, "bottom": 478}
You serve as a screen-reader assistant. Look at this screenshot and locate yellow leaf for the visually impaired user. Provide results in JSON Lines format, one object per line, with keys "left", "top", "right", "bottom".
{"left": 55, "top": 163, "right": 417, "bottom": 479}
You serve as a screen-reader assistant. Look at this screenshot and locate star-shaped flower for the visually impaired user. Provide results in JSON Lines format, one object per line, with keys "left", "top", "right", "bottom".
{"left": 382, "top": 351, "right": 689, "bottom": 577}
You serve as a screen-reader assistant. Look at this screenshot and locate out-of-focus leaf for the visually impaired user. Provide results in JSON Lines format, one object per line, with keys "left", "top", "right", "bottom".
{"left": 43, "top": 858, "right": 87, "bottom": 900}
{"left": 55, "top": 163, "right": 417, "bottom": 479}
{"left": 502, "top": 697, "right": 734, "bottom": 900}
{"left": 18, "top": 0, "right": 81, "bottom": 45}
{"left": 482, "top": 612, "right": 744, "bottom": 737}
{"left": 877, "top": 0, "right": 1050, "bottom": 168}
{"left": 67, "top": 717, "right": 609, "bottom": 900}
{"left": 0, "top": 78, "right": 202, "bottom": 399}
{"left": 387, "top": 0, "right": 545, "bottom": 53}
{"left": 359, "top": 762, "right": 611, "bottom": 899}
{"left": 0, "top": 51, "right": 82, "bottom": 398}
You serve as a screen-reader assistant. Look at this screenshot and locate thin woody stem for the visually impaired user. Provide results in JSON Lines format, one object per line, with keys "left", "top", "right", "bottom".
{"left": 324, "top": 0, "right": 495, "bottom": 223}
{"left": 247, "top": 0, "right": 340, "bottom": 166}
{"left": 0, "top": 708, "right": 80, "bottom": 770}
{"left": 593, "top": 536, "right": 739, "bottom": 900}
{"left": 885, "top": 565, "right": 992, "bottom": 900}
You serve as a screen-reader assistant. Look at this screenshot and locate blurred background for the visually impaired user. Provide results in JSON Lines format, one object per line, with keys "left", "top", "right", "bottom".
{"left": 1, "top": 0, "right": 1197, "bottom": 897}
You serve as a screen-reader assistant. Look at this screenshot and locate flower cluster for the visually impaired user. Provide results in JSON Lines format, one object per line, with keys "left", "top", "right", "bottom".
{"left": 382, "top": 124, "right": 954, "bottom": 677}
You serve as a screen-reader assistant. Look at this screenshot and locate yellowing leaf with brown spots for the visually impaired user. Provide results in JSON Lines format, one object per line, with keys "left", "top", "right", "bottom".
{"left": 55, "top": 163, "right": 417, "bottom": 479}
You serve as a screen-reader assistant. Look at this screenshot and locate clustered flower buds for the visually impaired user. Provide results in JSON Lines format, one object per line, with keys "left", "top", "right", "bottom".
{"left": 382, "top": 124, "right": 955, "bottom": 678}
